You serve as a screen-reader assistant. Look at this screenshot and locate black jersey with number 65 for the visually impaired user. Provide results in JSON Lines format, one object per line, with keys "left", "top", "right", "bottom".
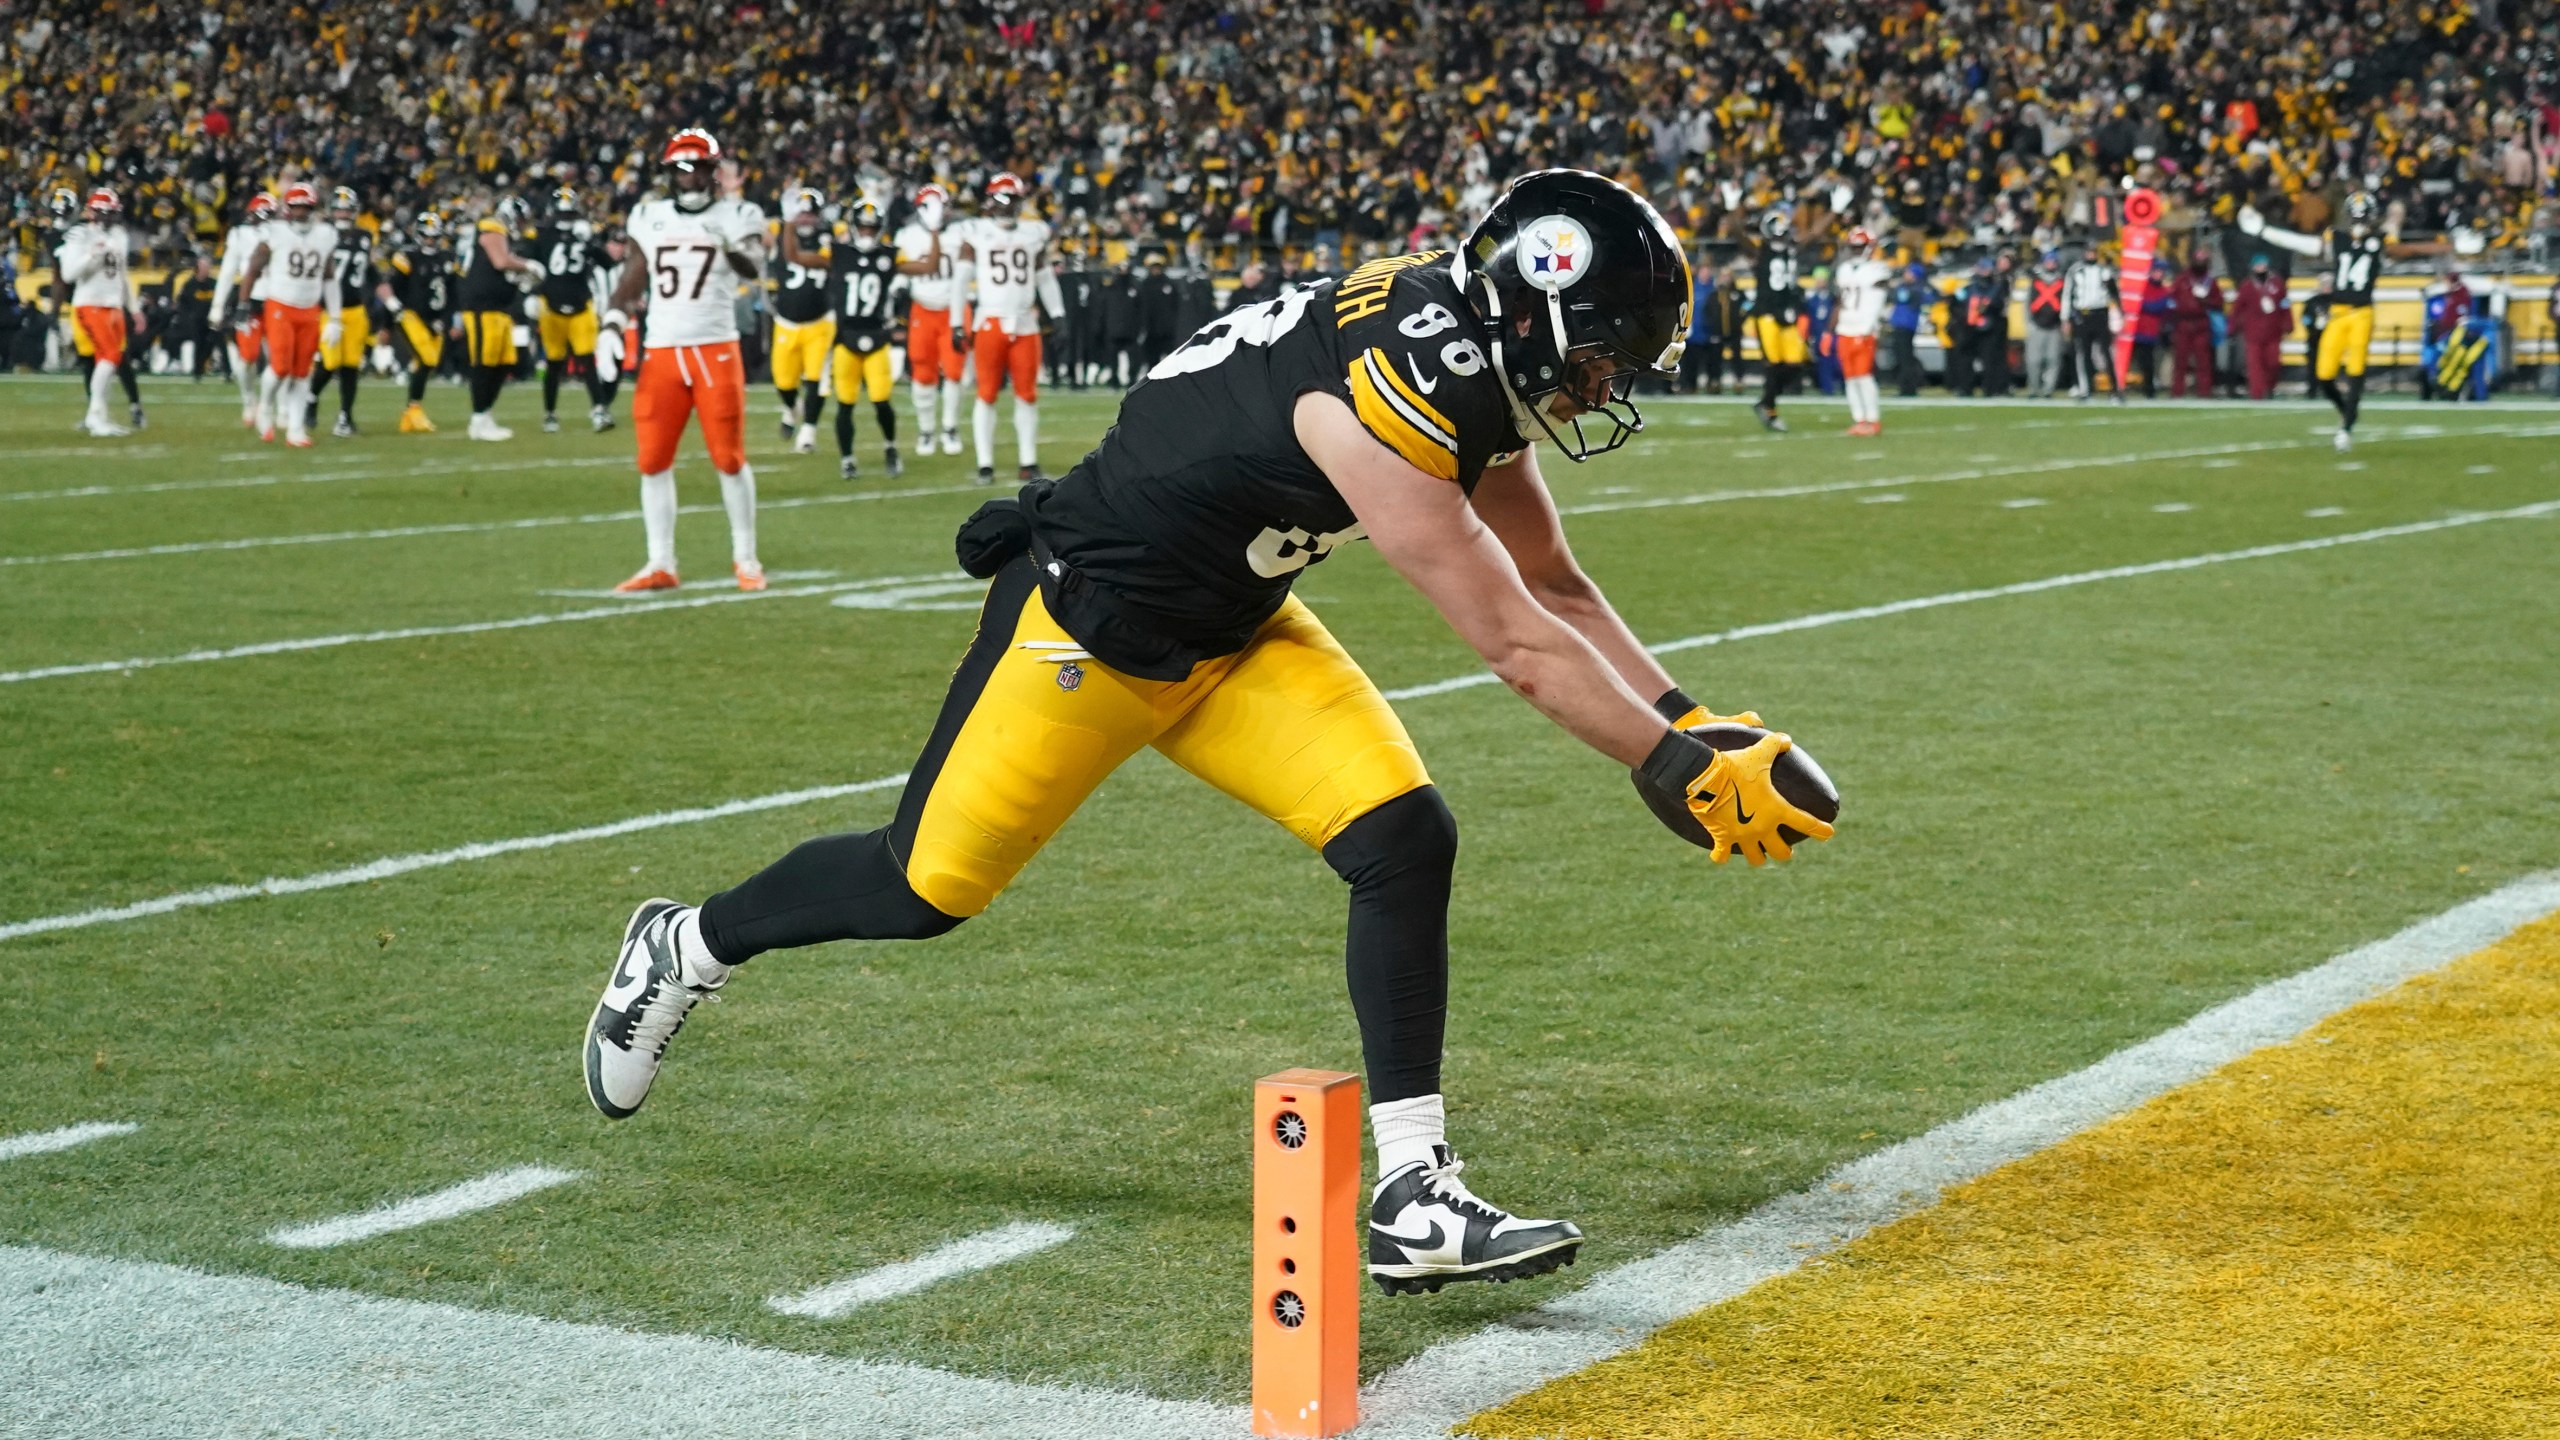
{"left": 530, "top": 224, "right": 609, "bottom": 314}
{"left": 1019, "top": 249, "right": 1524, "bottom": 678}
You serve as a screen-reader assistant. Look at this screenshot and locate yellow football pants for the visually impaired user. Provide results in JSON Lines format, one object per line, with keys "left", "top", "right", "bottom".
{"left": 894, "top": 561, "right": 1432, "bottom": 919}
{"left": 538, "top": 302, "right": 599, "bottom": 361}
{"left": 772, "top": 317, "right": 836, "bottom": 391}
{"left": 1753, "top": 314, "right": 1808, "bottom": 366}
{"left": 319, "top": 308, "right": 372, "bottom": 370}
{"left": 400, "top": 311, "right": 446, "bottom": 370}
{"left": 2315, "top": 303, "right": 2374, "bottom": 381}
{"left": 460, "top": 310, "right": 517, "bottom": 367}
{"left": 831, "top": 342, "right": 896, "bottom": 404}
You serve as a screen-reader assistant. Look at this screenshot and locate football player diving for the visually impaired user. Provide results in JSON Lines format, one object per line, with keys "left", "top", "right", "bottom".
{"left": 583, "top": 170, "right": 1837, "bottom": 1294}
{"left": 2239, "top": 191, "right": 2395, "bottom": 452}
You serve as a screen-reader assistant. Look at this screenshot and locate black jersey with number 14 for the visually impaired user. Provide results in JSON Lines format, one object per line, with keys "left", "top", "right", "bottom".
{"left": 1019, "top": 249, "right": 1524, "bottom": 678}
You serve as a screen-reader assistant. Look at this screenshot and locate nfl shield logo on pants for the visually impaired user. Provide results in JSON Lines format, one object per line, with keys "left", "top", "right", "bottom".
{"left": 1056, "top": 661, "right": 1084, "bottom": 692}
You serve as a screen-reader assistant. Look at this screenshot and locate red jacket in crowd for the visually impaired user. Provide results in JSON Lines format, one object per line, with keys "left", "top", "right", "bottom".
{"left": 2233, "top": 272, "right": 2291, "bottom": 341}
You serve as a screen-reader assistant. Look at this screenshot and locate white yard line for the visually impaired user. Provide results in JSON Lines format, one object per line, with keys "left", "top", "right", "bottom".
{"left": 767, "top": 1222, "right": 1078, "bottom": 1319}
{"left": 1379, "top": 500, "right": 2560, "bottom": 702}
{"left": 0, "top": 776, "right": 907, "bottom": 943}
{"left": 0, "top": 484, "right": 982, "bottom": 568}
{"left": 6, "top": 879, "right": 2550, "bottom": 1438}
{"left": 1356, "top": 870, "right": 2560, "bottom": 1437}
{"left": 266, "top": 1166, "right": 582, "bottom": 1250}
{"left": 0, "top": 571, "right": 970, "bottom": 686}
{"left": 0, "top": 1121, "right": 138, "bottom": 1161}
{"left": 1554, "top": 422, "right": 2560, "bottom": 518}
{"left": 8, "top": 500, "right": 2553, "bottom": 948}
{"left": 0, "top": 455, "right": 630, "bottom": 503}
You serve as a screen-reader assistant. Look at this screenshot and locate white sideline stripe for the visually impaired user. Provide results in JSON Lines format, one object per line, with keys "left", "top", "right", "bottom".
{"left": 7, "top": 503, "right": 2554, "bottom": 943}
{"left": 6, "top": 882, "right": 2551, "bottom": 1438}
{"left": 0, "top": 455, "right": 629, "bottom": 503}
{"left": 0, "top": 571, "right": 971, "bottom": 685}
{"left": 0, "top": 1243, "right": 1229, "bottom": 1440}
{"left": 0, "top": 1121, "right": 138, "bottom": 1161}
{"left": 266, "top": 1166, "right": 582, "bottom": 1250}
{"left": 1358, "top": 870, "right": 2560, "bottom": 1437}
{"left": 0, "top": 483, "right": 983, "bottom": 567}
{"left": 1380, "top": 499, "right": 2560, "bottom": 702}
{"left": 1554, "top": 421, "right": 2560, "bottom": 518}
{"left": 0, "top": 775, "right": 908, "bottom": 943}
{"left": 767, "top": 1222, "right": 1078, "bottom": 1319}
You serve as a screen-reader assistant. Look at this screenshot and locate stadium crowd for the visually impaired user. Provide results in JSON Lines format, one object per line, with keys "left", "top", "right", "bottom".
{"left": 8, "top": 0, "right": 2560, "bottom": 273}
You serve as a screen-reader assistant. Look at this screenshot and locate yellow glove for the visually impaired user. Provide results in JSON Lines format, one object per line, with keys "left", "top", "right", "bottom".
{"left": 1654, "top": 685, "right": 1762, "bottom": 732}
{"left": 1634, "top": 729, "right": 1837, "bottom": 867}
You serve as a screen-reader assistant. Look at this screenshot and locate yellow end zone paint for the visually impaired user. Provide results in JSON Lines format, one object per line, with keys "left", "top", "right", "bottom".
{"left": 1468, "top": 915, "right": 2560, "bottom": 1440}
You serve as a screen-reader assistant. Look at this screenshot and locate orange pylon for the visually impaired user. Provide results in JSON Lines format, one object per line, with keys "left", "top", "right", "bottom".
{"left": 1252, "top": 1068, "right": 1362, "bottom": 1437}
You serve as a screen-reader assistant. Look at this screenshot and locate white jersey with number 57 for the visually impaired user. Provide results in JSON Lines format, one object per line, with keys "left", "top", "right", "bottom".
{"left": 627, "top": 196, "right": 767, "bottom": 348}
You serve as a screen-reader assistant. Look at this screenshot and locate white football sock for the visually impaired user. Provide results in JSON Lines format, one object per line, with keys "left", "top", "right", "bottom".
{"left": 912, "top": 378, "right": 936, "bottom": 447}
{"left": 939, "top": 378, "right": 964, "bottom": 435}
{"left": 1370, "top": 1093, "right": 1448, "bottom": 1180}
{"left": 257, "top": 368, "right": 283, "bottom": 425}
{"left": 1014, "top": 396, "right": 1038, "bottom": 468}
{"left": 638, "top": 469, "right": 679, "bottom": 573}
{"left": 236, "top": 355, "right": 259, "bottom": 409}
{"left": 672, "top": 907, "right": 731, "bottom": 988}
{"left": 718, "top": 463, "right": 759, "bottom": 568}
{"left": 972, "top": 397, "right": 998, "bottom": 470}
{"left": 284, "top": 376, "right": 310, "bottom": 436}
{"left": 86, "top": 361, "right": 116, "bottom": 429}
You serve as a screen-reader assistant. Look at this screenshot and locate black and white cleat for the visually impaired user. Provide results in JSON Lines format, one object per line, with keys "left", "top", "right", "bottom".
{"left": 583, "top": 898, "right": 724, "bottom": 1120}
{"left": 1368, "top": 1146, "right": 1582, "bottom": 1296}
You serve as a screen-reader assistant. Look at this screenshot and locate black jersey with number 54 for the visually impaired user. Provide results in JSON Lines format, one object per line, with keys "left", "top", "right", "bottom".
{"left": 1019, "top": 250, "right": 1523, "bottom": 677}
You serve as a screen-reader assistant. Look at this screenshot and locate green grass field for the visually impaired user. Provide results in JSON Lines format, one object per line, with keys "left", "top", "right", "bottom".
{"left": 6, "top": 369, "right": 2557, "bottom": 1404}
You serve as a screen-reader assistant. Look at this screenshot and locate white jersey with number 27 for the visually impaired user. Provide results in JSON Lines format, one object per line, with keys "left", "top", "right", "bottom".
{"left": 627, "top": 196, "right": 767, "bottom": 348}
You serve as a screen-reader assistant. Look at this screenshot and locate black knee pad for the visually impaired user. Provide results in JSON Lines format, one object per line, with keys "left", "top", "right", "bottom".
{"left": 1322, "top": 786, "right": 1458, "bottom": 889}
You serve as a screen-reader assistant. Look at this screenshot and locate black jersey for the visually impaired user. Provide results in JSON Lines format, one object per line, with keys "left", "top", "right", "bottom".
{"left": 1017, "top": 249, "right": 1523, "bottom": 678}
{"left": 177, "top": 271, "right": 218, "bottom": 318}
{"left": 2328, "top": 233, "right": 2384, "bottom": 307}
{"left": 830, "top": 237, "right": 899, "bottom": 345}
{"left": 1750, "top": 241, "right": 1803, "bottom": 323}
{"left": 388, "top": 247, "right": 455, "bottom": 321}
{"left": 329, "top": 228, "right": 375, "bottom": 309}
{"left": 458, "top": 218, "right": 519, "bottom": 311}
{"left": 529, "top": 224, "right": 606, "bottom": 313}
{"left": 775, "top": 233, "right": 834, "bottom": 325}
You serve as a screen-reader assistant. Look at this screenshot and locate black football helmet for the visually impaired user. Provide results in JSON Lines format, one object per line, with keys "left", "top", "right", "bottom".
{"left": 1456, "top": 169, "right": 1691, "bottom": 462}
{"left": 2343, "top": 190, "right": 2380, "bottom": 237}
{"left": 551, "top": 185, "right": 581, "bottom": 219}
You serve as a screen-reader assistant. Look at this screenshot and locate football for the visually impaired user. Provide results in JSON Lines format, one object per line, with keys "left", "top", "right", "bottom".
{"left": 1635, "top": 723, "right": 1841, "bottom": 848}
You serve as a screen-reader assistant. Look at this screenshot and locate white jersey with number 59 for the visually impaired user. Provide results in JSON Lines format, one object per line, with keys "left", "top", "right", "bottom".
{"left": 965, "top": 218, "right": 1053, "bottom": 335}
{"left": 627, "top": 196, "right": 767, "bottom": 348}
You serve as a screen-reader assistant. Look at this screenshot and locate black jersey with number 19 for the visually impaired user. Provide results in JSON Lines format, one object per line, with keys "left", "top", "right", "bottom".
{"left": 1017, "top": 250, "right": 1523, "bottom": 679}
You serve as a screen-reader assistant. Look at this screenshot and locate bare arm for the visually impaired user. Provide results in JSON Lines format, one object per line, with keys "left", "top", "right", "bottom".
{"left": 1295, "top": 391, "right": 1669, "bottom": 767}
{"left": 778, "top": 224, "right": 823, "bottom": 270}
{"left": 481, "top": 228, "right": 533, "bottom": 273}
{"left": 1467, "top": 449, "right": 1679, "bottom": 703}
{"left": 238, "top": 241, "right": 273, "bottom": 294}
{"left": 605, "top": 254, "right": 646, "bottom": 316}
{"left": 894, "top": 230, "right": 940, "bottom": 276}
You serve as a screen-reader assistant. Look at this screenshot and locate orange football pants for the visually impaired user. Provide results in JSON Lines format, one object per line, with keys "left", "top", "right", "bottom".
{"left": 261, "top": 300, "right": 322, "bottom": 380}
{"left": 633, "top": 341, "right": 747, "bottom": 474}
{"left": 233, "top": 313, "right": 265, "bottom": 368}
{"left": 74, "top": 306, "right": 127, "bottom": 368}
{"left": 907, "top": 305, "right": 960, "bottom": 384}
{"left": 972, "top": 322, "right": 1041, "bottom": 403}
{"left": 1838, "top": 334, "right": 1877, "bottom": 379}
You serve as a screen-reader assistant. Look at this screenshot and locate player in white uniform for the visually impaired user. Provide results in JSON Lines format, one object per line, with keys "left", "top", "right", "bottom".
{"left": 209, "top": 191, "right": 279, "bottom": 426}
{"left": 1831, "top": 228, "right": 1893, "bottom": 436}
{"left": 952, "top": 172, "right": 1066, "bottom": 482}
{"left": 893, "top": 184, "right": 967, "bottom": 456}
{"left": 596, "top": 127, "right": 769, "bottom": 593}
{"left": 55, "top": 189, "right": 144, "bottom": 437}
{"left": 234, "top": 183, "right": 343, "bottom": 447}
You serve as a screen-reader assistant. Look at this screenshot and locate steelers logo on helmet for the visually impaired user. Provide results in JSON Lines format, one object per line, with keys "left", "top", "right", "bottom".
{"left": 1516, "top": 214, "right": 1594, "bottom": 294}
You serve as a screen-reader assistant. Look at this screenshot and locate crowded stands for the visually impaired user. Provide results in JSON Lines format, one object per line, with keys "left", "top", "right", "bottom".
{"left": 7, "top": 0, "right": 2559, "bottom": 274}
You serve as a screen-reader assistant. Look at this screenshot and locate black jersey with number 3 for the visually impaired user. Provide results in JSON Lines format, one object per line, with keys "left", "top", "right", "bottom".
{"left": 831, "top": 239, "right": 899, "bottom": 345}
{"left": 2329, "top": 234, "right": 2384, "bottom": 307}
{"left": 1019, "top": 249, "right": 1523, "bottom": 677}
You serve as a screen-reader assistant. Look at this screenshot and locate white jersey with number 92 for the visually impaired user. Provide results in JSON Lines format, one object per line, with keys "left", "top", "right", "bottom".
{"left": 627, "top": 197, "right": 766, "bottom": 347}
